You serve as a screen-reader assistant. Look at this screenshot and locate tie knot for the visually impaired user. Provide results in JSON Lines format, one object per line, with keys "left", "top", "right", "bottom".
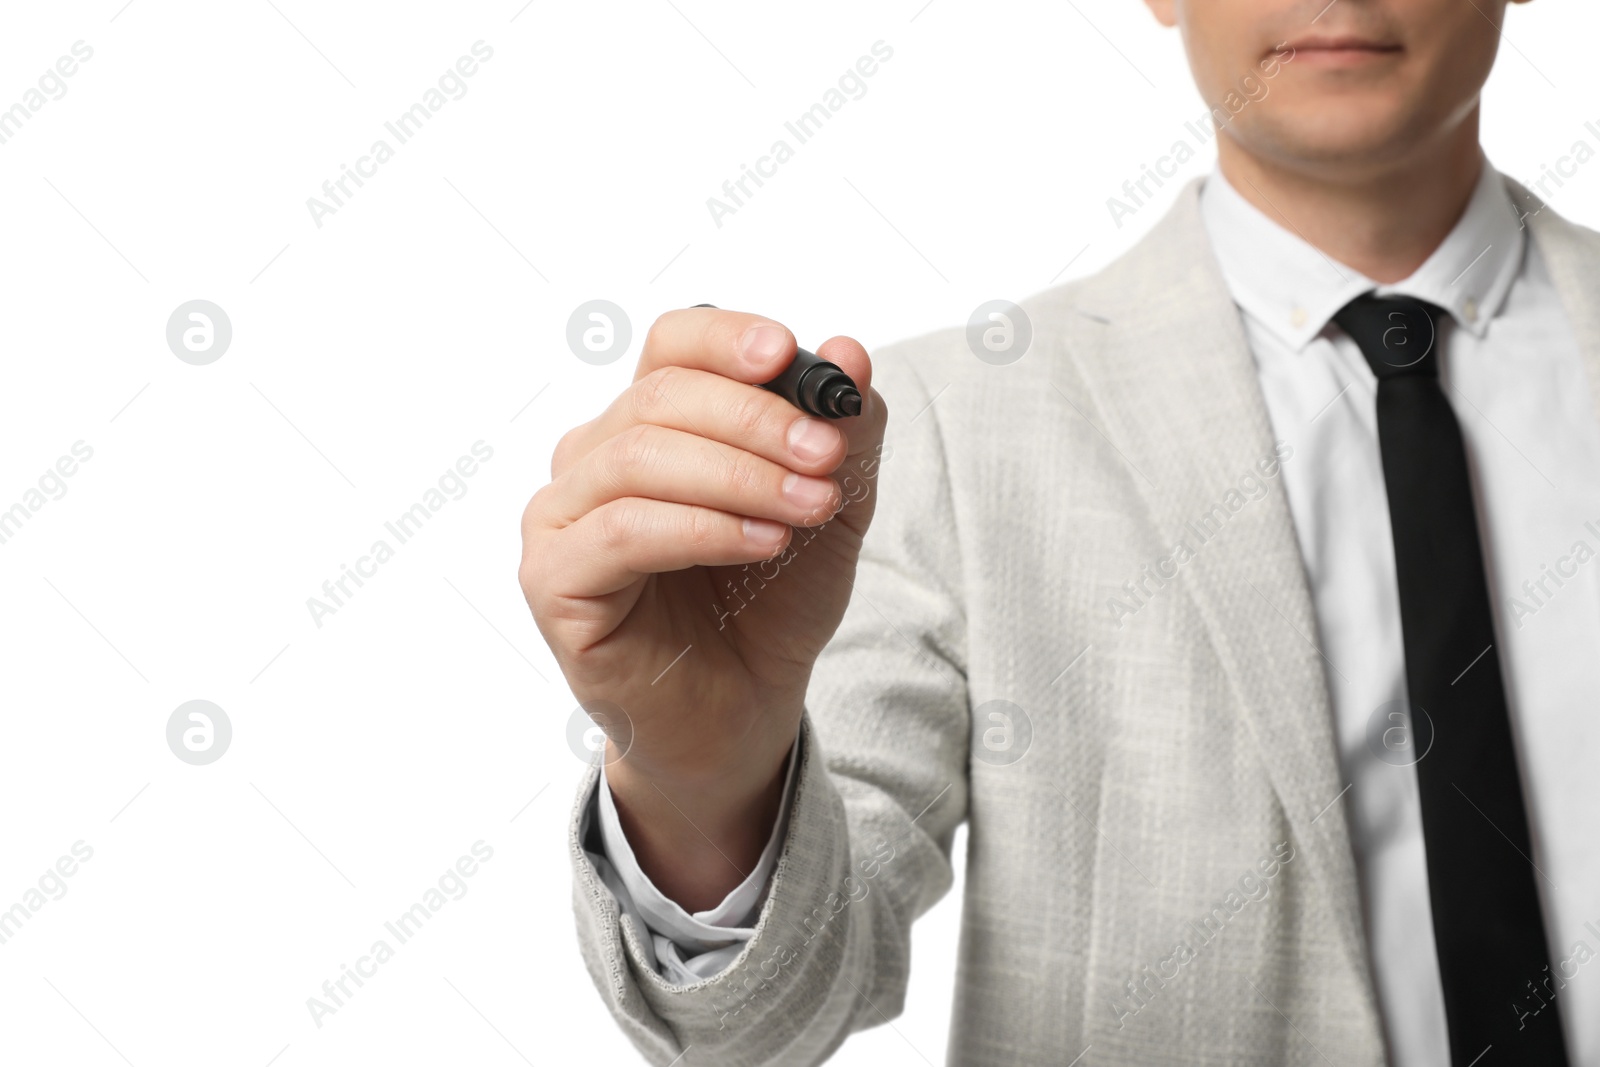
{"left": 1333, "top": 293, "right": 1445, "bottom": 380}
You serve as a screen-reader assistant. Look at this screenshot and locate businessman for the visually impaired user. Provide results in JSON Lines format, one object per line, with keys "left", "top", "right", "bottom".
{"left": 520, "top": 0, "right": 1600, "bottom": 1062}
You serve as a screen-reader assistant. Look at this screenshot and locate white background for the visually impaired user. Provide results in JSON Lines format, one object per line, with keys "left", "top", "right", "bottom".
{"left": 1, "top": 1, "right": 1596, "bottom": 1065}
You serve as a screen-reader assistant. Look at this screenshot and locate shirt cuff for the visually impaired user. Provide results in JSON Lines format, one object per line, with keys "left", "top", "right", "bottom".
{"left": 593, "top": 728, "right": 801, "bottom": 985}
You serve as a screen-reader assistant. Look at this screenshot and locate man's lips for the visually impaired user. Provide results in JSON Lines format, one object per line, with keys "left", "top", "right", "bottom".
{"left": 1276, "top": 34, "right": 1403, "bottom": 66}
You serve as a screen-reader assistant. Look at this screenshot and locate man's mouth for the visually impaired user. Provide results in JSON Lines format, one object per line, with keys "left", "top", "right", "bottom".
{"left": 1277, "top": 33, "right": 1404, "bottom": 66}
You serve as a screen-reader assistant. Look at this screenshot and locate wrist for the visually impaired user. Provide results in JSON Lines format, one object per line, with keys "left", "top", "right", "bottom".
{"left": 604, "top": 701, "right": 802, "bottom": 828}
{"left": 604, "top": 734, "right": 795, "bottom": 911}
{"left": 605, "top": 738, "right": 789, "bottom": 845}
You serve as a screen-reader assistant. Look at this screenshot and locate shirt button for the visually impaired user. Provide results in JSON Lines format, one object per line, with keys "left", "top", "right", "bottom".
{"left": 1463, "top": 298, "right": 1479, "bottom": 324}
{"left": 1289, "top": 307, "right": 1308, "bottom": 328}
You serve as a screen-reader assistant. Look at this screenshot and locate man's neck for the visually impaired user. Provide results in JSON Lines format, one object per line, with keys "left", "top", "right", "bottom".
{"left": 1216, "top": 121, "right": 1485, "bottom": 285}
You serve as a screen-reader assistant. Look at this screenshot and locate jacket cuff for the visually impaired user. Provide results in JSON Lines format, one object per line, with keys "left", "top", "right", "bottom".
{"left": 569, "top": 714, "right": 868, "bottom": 1063}
{"left": 591, "top": 728, "right": 802, "bottom": 983}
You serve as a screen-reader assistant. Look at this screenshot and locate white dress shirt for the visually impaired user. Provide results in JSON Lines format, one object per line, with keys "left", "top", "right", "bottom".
{"left": 1202, "top": 152, "right": 1600, "bottom": 1065}
{"left": 586, "top": 153, "right": 1600, "bottom": 1065}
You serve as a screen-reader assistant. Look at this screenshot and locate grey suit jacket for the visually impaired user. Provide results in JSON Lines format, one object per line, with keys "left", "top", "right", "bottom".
{"left": 567, "top": 173, "right": 1600, "bottom": 1065}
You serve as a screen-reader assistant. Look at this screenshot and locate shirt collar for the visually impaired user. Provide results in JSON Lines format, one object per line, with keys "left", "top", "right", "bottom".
{"left": 1197, "top": 150, "right": 1524, "bottom": 352}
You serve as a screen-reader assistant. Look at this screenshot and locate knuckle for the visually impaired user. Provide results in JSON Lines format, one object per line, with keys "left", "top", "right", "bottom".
{"left": 611, "top": 423, "right": 657, "bottom": 479}
{"left": 521, "top": 490, "right": 545, "bottom": 533}
{"left": 683, "top": 505, "right": 718, "bottom": 548}
{"left": 722, "top": 451, "right": 765, "bottom": 497}
{"left": 524, "top": 481, "right": 569, "bottom": 532}
{"left": 632, "top": 365, "right": 680, "bottom": 424}
{"left": 596, "top": 500, "right": 642, "bottom": 549}
{"left": 724, "top": 390, "right": 771, "bottom": 442}
{"left": 517, "top": 537, "right": 554, "bottom": 613}
{"left": 551, "top": 424, "right": 584, "bottom": 478}
{"left": 516, "top": 556, "right": 540, "bottom": 599}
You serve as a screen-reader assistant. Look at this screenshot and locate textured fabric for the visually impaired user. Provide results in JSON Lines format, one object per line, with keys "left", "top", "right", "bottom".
{"left": 1201, "top": 161, "right": 1600, "bottom": 1065}
{"left": 595, "top": 158, "right": 1600, "bottom": 1066}
{"left": 566, "top": 172, "right": 1600, "bottom": 1066}
{"left": 594, "top": 157, "right": 1600, "bottom": 1064}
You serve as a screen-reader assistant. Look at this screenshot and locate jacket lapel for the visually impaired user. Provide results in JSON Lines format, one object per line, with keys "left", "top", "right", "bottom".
{"left": 1054, "top": 177, "right": 1376, "bottom": 996}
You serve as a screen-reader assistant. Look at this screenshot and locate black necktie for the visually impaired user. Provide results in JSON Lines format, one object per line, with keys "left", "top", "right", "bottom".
{"left": 1334, "top": 293, "right": 1567, "bottom": 1064}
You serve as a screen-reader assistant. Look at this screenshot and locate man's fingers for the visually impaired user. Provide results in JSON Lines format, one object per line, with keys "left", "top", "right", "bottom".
{"left": 634, "top": 306, "right": 798, "bottom": 385}
{"left": 552, "top": 325, "right": 881, "bottom": 481}
{"left": 540, "top": 424, "right": 844, "bottom": 532}
{"left": 534, "top": 497, "right": 792, "bottom": 601}
{"left": 552, "top": 366, "right": 851, "bottom": 481}
{"left": 523, "top": 310, "right": 888, "bottom": 608}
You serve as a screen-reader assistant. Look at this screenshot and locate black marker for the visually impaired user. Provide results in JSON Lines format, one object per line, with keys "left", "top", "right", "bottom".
{"left": 692, "top": 303, "right": 862, "bottom": 419}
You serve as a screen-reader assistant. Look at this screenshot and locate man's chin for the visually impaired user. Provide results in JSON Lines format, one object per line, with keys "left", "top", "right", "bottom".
{"left": 1229, "top": 113, "right": 1424, "bottom": 176}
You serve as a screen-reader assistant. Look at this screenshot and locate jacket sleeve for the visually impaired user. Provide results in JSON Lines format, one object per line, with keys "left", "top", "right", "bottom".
{"left": 566, "top": 338, "right": 973, "bottom": 1066}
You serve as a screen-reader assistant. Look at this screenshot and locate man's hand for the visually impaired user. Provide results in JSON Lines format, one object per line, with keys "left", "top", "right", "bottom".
{"left": 519, "top": 306, "right": 887, "bottom": 910}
